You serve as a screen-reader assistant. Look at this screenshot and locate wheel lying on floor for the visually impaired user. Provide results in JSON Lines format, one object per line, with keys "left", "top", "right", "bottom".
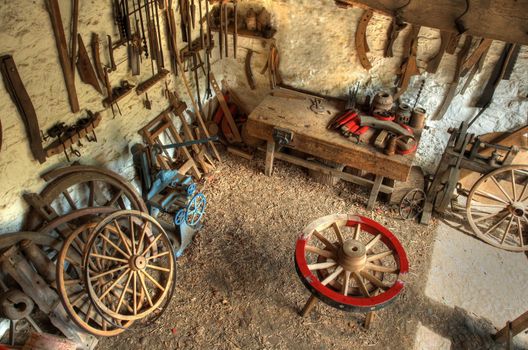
{"left": 82, "top": 210, "right": 176, "bottom": 323}
{"left": 466, "top": 164, "right": 528, "bottom": 252}
{"left": 294, "top": 214, "right": 409, "bottom": 312}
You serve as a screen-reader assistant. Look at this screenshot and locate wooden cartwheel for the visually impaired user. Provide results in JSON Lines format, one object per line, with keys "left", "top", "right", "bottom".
{"left": 466, "top": 164, "right": 528, "bottom": 252}
{"left": 82, "top": 210, "right": 176, "bottom": 325}
{"left": 56, "top": 222, "right": 137, "bottom": 336}
{"left": 294, "top": 214, "right": 408, "bottom": 328}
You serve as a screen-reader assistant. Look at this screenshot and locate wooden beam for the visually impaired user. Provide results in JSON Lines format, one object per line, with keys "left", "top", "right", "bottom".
{"left": 336, "top": 0, "right": 528, "bottom": 45}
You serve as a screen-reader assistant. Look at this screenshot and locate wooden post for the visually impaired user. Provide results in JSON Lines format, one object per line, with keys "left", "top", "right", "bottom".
{"left": 300, "top": 295, "right": 318, "bottom": 317}
{"left": 364, "top": 311, "right": 375, "bottom": 329}
{"left": 493, "top": 310, "right": 528, "bottom": 344}
{"left": 367, "top": 175, "right": 383, "bottom": 210}
{"left": 265, "top": 140, "right": 275, "bottom": 176}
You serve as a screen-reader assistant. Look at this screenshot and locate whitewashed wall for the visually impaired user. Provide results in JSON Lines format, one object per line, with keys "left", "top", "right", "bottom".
{"left": 0, "top": 0, "right": 526, "bottom": 232}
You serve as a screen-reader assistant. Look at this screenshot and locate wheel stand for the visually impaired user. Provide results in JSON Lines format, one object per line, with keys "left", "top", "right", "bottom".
{"left": 299, "top": 295, "right": 376, "bottom": 329}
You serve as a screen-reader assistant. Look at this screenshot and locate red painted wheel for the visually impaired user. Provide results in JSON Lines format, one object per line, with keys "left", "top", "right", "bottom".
{"left": 294, "top": 214, "right": 409, "bottom": 312}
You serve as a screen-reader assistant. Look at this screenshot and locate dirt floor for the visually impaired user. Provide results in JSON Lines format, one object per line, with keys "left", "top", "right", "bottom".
{"left": 96, "top": 151, "right": 503, "bottom": 350}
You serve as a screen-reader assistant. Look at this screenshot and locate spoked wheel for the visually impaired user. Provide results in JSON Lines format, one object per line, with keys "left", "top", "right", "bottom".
{"left": 57, "top": 223, "right": 135, "bottom": 336}
{"left": 184, "top": 193, "right": 206, "bottom": 227}
{"left": 399, "top": 189, "right": 426, "bottom": 220}
{"left": 83, "top": 210, "right": 176, "bottom": 322}
{"left": 466, "top": 164, "right": 528, "bottom": 252}
{"left": 25, "top": 170, "right": 147, "bottom": 231}
{"left": 295, "top": 214, "right": 409, "bottom": 313}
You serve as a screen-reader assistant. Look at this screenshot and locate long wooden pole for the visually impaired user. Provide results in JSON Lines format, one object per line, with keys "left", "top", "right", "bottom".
{"left": 47, "top": 0, "right": 79, "bottom": 113}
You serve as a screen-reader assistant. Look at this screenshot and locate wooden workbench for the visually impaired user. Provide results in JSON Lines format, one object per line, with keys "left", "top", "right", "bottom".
{"left": 246, "top": 94, "right": 416, "bottom": 209}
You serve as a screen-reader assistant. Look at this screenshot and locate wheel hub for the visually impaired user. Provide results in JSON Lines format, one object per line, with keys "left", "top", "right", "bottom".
{"left": 130, "top": 255, "right": 147, "bottom": 271}
{"left": 338, "top": 239, "right": 367, "bottom": 272}
{"left": 509, "top": 202, "right": 525, "bottom": 217}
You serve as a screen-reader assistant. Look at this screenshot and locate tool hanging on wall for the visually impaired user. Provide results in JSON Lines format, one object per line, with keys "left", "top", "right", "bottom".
{"left": 42, "top": 111, "right": 102, "bottom": 162}
{"left": 468, "top": 43, "right": 520, "bottom": 127}
{"left": 0, "top": 55, "right": 46, "bottom": 163}
{"left": 47, "top": 0, "right": 80, "bottom": 113}
{"left": 76, "top": 34, "right": 103, "bottom": 94}
{"left": 458, "top": 38, "right": 492, "bottom": 95}
{"left": 384, "top": 17, "right": 407, "bottom": 58}
{"left": 394, "top": 25, "right": 420, "bottom": 100}
{"left": 90, "top": 33, "right": 106, "bottom": 86}
{"left": 102, "top": 68, "right": 134, "bottom": 117}
{"left": 261, "top": 43, "right": 281, "bottom": 89}
{"left": 245, "top": 49, "right": 256, "bottom": 90}
{"left": 432, "top": 35, "right": 473, "bottom": 120}
{"left": 355, "top": 9, "right": 373, "bottom": 70}
{"left": 107, "top": 35, "right": 117, "bottom": 71}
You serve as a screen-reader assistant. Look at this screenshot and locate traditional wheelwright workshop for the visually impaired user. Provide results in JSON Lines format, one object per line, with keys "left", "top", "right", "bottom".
{"left": 0, "top": 0, "right": 527, "bottom": 349}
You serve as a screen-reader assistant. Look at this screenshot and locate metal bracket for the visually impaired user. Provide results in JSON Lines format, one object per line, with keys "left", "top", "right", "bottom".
{"left": 272, "top": 127, "right": 293, "bottom": 146}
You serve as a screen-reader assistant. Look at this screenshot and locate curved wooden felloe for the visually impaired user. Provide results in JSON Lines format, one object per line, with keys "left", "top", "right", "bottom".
{"left": 355, "top": 10, "right": 374, "bottom": 71}
{"left": 83, "top": 210, "right": 176, "bottom": 322}
{"left": 295, "top": 214, "right": 408, "bottom": 312}
{"left": 466, "top": 164, "right": 528, "bottom": 252}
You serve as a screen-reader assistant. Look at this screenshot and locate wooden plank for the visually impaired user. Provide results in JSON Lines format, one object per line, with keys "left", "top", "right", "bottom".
{"left": 47, "top": 0, "right": 79, "bottom": 112}
{"left": 265, "top": 140, "right": 275, "bottom": 176}
{"left": 493, "top": 310, "right": 528, "bottom": 343}
{"left": 367, "top": 175, "right": 384, "bottom": 210}
{"left": 261, "top": 149, "right": 393, "bottom": 194}
{"left": 336, "top": 0, "right": 528, "bottom": 46}
{"left": 246, "top": 95, "right": 413, "bottom": 181}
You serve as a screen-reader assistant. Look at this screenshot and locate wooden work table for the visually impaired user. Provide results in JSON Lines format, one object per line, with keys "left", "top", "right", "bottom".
{"left": 246, "top": 94, "right": 417, "bottom": 209}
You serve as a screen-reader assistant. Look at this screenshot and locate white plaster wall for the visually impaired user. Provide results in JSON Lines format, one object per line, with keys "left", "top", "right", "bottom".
{"left": 0, "top": 0, "right": 526, "bottom": 232}
{"left": 223, "top": 0, "right": 528, "bottom": 171}
{"left": 0, "top": 0, "right": 222, "bottom": 232}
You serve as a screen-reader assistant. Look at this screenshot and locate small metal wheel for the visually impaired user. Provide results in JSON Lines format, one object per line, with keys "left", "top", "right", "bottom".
{"left": 295, "top": 214, "right": 409, "bottom": 312}
{"left": 184, "top": 193, "right": 206, "bottom": 227}
{"left": 173, "top": 209, "right": 186, "bottom": 226}
{"left": 56, "top": 223, "right": 135, "bottom": 336}
{"left": 399, "top": 189, "right": 426, "bottom": 220}
{"left": 83, "top": 210, "right": 176, "bottom": 322}
{"left": 466, "top": 164, "right": 528, "bottom": 252}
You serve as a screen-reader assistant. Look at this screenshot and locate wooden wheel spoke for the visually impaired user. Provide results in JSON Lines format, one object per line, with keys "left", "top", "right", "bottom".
{"left": 511, "top": 170, "right": 517, "bottom": 200}
{"left": 483, "top": 213, "right": 510, "bottom": 236}
{"left": 146, "top": 264, "right": 171, "bottom": 273}
{"left": 84, "top": 303, "right": 93, "bottom": 323}
{"left": 146, "top": 251, "right": 170, "bottom": 261}
{"left": 132, "top": 272, "right": 137, "bottom": 314}
{"left": 140, "top": 234, "right": 162, "bottom": 257}
{"left": 474, "top": 210, "right": 506, "bottom": 223}
{"left": 69, "top": 291, "right": 86, "bottom": 307}
{"left": 136, "top": 222, "right": 150, "bottom": 253}
{"left": 365, "top": 234, "right": 382, "bottom": 251}
{"left": 354, "top": 223, "right": 361, "bottom": 240}
{"left": 113, "top": 220, "right": 132, "bottom": 255}
{"left": 365, "top": 262, "right": 398, "bottom": 273}
{"left": 89, "top": 253, "right": 128, "bottom": 264}
{"left": 105, "top": 189, "right": 124, "bottom": 207}
{"left": 516, "top": 217, "right": 524, "bottom": 247}
{"left": 331, "top": 222, "right": 344, "bottom": 244}
{"left": 64, "top": 278, "right": 81, "bottom": 285}
{"left": 490, "top": 176, "right": 513, "bottom": 203}
{"left": 89, "top": 264, "right": 128, "bottom": 282}
{"left": 99, "top": 268, "right": 130, "bottom": 300}
{"left": 62, "top": 190, "right": 78, "bottom": 210}
{"left": 342, "top": 270, "right": 351, "bottom": 296}
{"left": 137, "top": 271, "right": 153, "bottom": 307}
{"left": 500, "top": 215, "right": 515, "bottom": 244}
{"left": 519, "top": 181, "right": 528, "bottom": 202}
{"left": 360, "top": 270, "right": 389, "bottom": 290}
{"left": 352, "top": 272, "right": 370, "bottom": 297}
{"left": 474, "top": 190, "right": 509, "bottom": 205}
{"left": 88, "top": 181, "right": 95, "bottom": 207}
{"left": 115, "top": 271, "right": 133, "bottom": 313}
{"left": 312, "top": 230, "right": 337, "bottom": 252}
{"left": 305, "top": 245, "right": 336, "bottom": 259}
{"left": 470, "top": 202, "right": 508, "bottom": 208}
{"left": 98, "top": 233, "right": 130, "bottom": 258}
{"left": 321, "top": 266, "right": 343, "bottom": 285}
{"left": 366, "top": 250, "right": 393, "bottom": 262}
{"left": 129, "top": 216, "right": 137, "bottom": 255}
{"left": 307, "top": 260, "right": 336, "bottom": 271}
{"left": 140, "top": 269, "right": 166, "bottom": 291}
{"left": 109, "top": 289, "right": 134, "bottom": 313}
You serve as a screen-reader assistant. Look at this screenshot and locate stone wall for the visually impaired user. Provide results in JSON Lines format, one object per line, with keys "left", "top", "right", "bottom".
{"left": 0, "top": 0, "right": 526, "bottom": 232}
